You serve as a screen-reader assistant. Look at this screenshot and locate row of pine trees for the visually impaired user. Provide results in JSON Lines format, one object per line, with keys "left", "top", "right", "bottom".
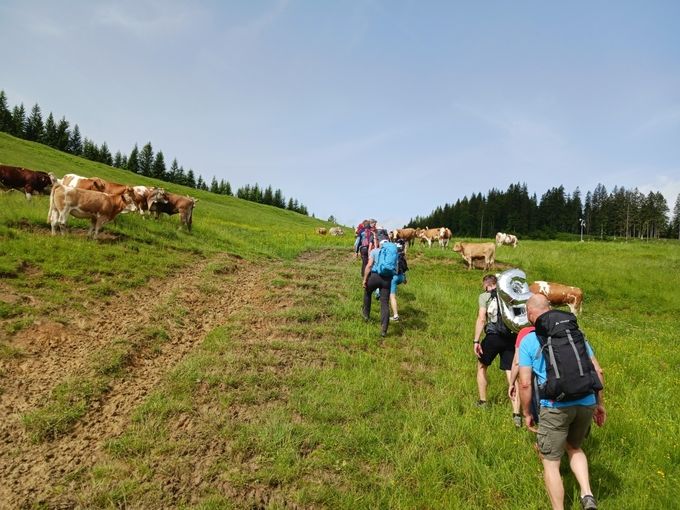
{"left": 0, "top": 91, "right": 309, "bottom": 215}
{"left": 408, "top": 182, "right": 680, "bottom": 240}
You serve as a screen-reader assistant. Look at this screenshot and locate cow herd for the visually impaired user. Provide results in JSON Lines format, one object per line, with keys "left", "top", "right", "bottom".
{"left": 0, "top": 164, "right": 198, "bottom": 237}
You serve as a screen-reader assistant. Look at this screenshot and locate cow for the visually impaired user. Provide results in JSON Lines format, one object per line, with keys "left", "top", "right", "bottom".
{"left": 329, "top": 227, "right": 344, "bottom": 236}
{"left": 150, "top": 192, "right": 197, "bottom": 231}
{"left": 0, "top": 164, "right": 54, "bottom": 200}
{"left": 49, "top": 184, "right": 138, "bottom": 238}
{"left": 452, "top": 242, "right": 496, "bottom": 270}
{"left": 61, "top": 173, "right": 107, "bottom": 192}
{"left": 529, "top": 281, "right": 583, "bottom": 316}
{"left": 317, "top": 227, "right": 327, "bottom": 235}
{"left": 438, "top": 227, "right": 452, "bottom": 248}
{"left": 390, "top": 228, "right": 418, "bottom": 247}
{"left": 417, "top": 227, "right": 441, "bottom": 248}
{"left": 496, "top": 232, "right": 518, "bottom": 248}
{"left": 132, "top": 186, "right": 168, "bottom": 217}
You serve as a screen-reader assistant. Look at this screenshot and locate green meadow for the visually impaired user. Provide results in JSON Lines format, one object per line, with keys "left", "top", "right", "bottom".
{"left": 1, "top": 132, "right": 679, "bottom": 509}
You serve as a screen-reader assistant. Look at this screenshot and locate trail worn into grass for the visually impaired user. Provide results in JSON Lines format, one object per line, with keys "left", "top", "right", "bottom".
{"left": 0, "top": 250, "right": 265, "bottom": 507}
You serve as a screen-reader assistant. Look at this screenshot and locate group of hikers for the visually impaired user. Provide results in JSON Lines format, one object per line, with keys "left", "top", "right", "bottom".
{"left": 354, "top": 221, "right": 606, "bottom": 510}
{"left": 354, "top": 219, "right": 408, "bottom": 337}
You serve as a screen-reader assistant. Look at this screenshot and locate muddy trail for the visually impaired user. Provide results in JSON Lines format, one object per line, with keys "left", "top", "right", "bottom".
{"left": 0, "top": 250, "right": 271, "bottom": 508}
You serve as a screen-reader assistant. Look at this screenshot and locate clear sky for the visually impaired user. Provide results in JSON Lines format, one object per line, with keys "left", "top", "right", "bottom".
{"left": 2, "top": 1, "right": 679, "bottom": 230}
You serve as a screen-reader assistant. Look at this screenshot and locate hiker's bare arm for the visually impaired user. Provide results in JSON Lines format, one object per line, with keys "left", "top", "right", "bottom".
{"left": 518, "top": 365, "right": 537, "bottom": 431}
{"left": 591, "top": 355, "right": 607, "bottom": 426}
{"left": 473, "top": 307, "right": 486, "bottom": 355}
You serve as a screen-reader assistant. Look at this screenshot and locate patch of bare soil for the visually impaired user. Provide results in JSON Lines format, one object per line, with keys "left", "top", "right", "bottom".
{"left": 0, "top": 252, "right": 265, "bottom": 508}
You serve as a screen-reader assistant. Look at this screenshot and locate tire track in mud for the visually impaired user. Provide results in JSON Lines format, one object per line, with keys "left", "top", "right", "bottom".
{"left": 0, "top": 253, "right": 267, "bottom": 507}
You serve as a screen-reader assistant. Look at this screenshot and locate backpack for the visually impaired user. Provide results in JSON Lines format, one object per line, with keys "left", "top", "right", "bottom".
{"left": 397, "top": 252, "right": 408, "bottom": 275}
{"left": 486, "top": 289, "right": 512, "bottom": 336}
{"left": 534, "top": 310, "right": 603, "bottom": 402}
{"left": 373, "top": 242, "right": 399, "bottom": 277}
{"left": 360, "top": 228, "right": 373, "bottom": 248}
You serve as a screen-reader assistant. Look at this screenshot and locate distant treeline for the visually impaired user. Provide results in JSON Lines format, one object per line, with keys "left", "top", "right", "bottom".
{"left": 0, "top": 90, "right": 309, "bottom": 215}
{"left": 408, "top": 182, "right": 680, "bottom": 240}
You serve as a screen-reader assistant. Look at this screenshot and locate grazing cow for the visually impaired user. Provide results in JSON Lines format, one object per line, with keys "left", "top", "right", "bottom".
{"left": 98, "top": 178, "right": 134, "bottom": 196}
{"left": 61, "top": 173, "right": 107, "bottom": 192}
{"left": 329, "top": 227, "right": 344, "bottom": 236}
{"left": 0, "top": 164, "right": 54, "bottom": 199}
{"left": 529, "top": 281, "right": 583, "bottom": 316}
{"left": 452, "top": 242, "right": 496, "bottom": 270}
{"left": 317, "top": 227, "right": 327, "bottom": 235}
{"left": 132, "top": 186, "right": 168, "bottom": 216}
{"left": 49, "top": 184, "right": 138, "bottom": 238}
{"left": 391, "top": 228, "right": 418, "bottom": 247}
{"left": 417, "top": 227, "right": 441, "bottom": 248}
{"left": 438, "top": 227, "right": 452, "bottom": 248}
{"left": 150, "top": 192, "right": 197, "bottom": 231}
{"left": 496, "top": 232, "right": 518, "bottom": 248}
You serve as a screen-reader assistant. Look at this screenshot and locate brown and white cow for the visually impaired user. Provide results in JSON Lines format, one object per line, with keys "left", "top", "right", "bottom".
{"left": 0, "top": 164, "right": 54, "bottom": 199}
{"left": 61, "top": 173, "right": 107, "bottom": 192}
{"left": 452, "top": 242, "right": 496, "bottom": 270}
{"left": 49, "top": 184, "right": 138, "bottom": 238}
{"left": 317, "top": 227, "right": 327, "bottom": 235}
{"left": 495, "top": 232, "right": 518, "bottom": 248}
{"left": 132, "top": 186, "right": 168, "bottom": 217}
{"left": 417, "top": 227, "right": 441, "bottom": 248}
{"left": 329, "top": 226, "right": 344, "bottom": 236}
{"left": 150, "top": 192, "right": 197, "bottom": 231}
{"left": 529, "top": 281, "right": 583, "bottom": 316}
{"left": 391, "top": 228, "right": 418, "bottom": 247}
{"left": 438, "top": 227, "right": 452, "bottom": 248}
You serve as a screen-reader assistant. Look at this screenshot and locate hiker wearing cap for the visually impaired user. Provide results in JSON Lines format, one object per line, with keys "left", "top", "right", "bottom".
{"left": 362, "top": 232, "right": 398, "bottom": 337}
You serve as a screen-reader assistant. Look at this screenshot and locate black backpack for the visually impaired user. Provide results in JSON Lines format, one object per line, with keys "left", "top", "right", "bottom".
{"left": 534, "top": 310, "right": 603, "bottom": 402}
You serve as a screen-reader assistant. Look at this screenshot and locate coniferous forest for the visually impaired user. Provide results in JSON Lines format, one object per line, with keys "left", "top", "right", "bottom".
{"left": 0, "top": 90, "right": 309, "bottom": 215}
{"left": 408, "top": 182, "right": 680, "bottom": 240}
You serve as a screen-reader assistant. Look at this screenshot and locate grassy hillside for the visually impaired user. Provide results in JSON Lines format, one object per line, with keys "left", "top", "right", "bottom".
{"left": 1, "top": 134, "right": 679, "bottom": 509}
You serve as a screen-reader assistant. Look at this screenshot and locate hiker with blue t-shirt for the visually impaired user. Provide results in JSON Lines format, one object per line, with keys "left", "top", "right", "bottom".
{"left": 519, "top": 294, "right": 606, "bottom": 510}
{"left": 362, "top": 236, "right": 398, "bottom": 337}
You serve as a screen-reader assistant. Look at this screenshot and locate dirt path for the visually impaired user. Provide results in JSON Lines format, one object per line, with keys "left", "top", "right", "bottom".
{"left": 0, "top": 252, "right": 266, "bottom": 507}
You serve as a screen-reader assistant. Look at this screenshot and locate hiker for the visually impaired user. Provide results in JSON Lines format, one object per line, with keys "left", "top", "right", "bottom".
{"left": 355, "top": 219, "right": 377, "bottom": 277}
{"left": 362, "top": 233, "right": 398, "bottom": 337}
{"left": 472, "top": 274, "right": 522, "bottom": 426}
{"left": 518, "top": 294, "right": 606, "bottom": 510}
{"left": 388, "top": 239, "right": 409, "bottom": 321}
{"left": 508, "top": 325, "right": 538, "bottom": 425}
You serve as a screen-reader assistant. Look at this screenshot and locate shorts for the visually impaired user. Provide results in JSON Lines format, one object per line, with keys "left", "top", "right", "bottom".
{"left": 537, "top": 405, "right": 596, "bottom": 460}
{"left": 478, "top": 333, "right": 515, "bottom": 370}
{"left": 390, "top": 273, "right": 405, "bottom": 294}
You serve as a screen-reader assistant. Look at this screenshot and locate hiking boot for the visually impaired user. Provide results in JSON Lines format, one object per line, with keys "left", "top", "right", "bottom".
{"left": 580, "top": 495, "right": 597, "bottom": 510}
{"left": 380, "top": 330, "right": 387, "bottom": 338}
{"left": 375, "top": 292, "right": 380, "bottom": 301}
{"left": 362, "top": 311, "right": 369, "bottom": 322}
{"left": 513, "top": 413, "right": 522, "bottom": 428}
{"left": 390, "top": 315, "right": 400, "bottom": 322}
{"left": 475, "top": 400, "right": 487, "bottom": 408}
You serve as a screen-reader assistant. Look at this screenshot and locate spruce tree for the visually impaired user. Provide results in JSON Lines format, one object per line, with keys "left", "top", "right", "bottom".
{"left": 99, "top": 142, "right": 113, "bottom": 165}
{"left": 273, "top": 189, "right": 284, "bottom": 208}
{"left": 152, "top": 151, "right": 166, "bottom": 179}
{"left": 0, "top": 91, "right": 11, "bottom": 132}
{"left": 168, "top": 158, "right": 179, "bottom": 183}
{"left": 69, "top": 123, "right": 82, "bottom": 155}
{"left": 113, "top": 151, "right": 123, "bottom": 168}
{"left": 25, "top": 103, "right": 44, "bottom": 141}
{"left": 139, "top": 142, "right": 154, "bottom": 176}
{"left": 177, "top": 166, "right": 186, "bottom": 185}
{"left": 263, "top": 185, "right": 273, "bottom": 205}
{"left": 43, "top": 112, "right": 58, "bottom": 147}
{"left": 121, "top": 154, "right": 128, "bottom": 169}
{"left": 186, "top": 169, "right": 196, "bottom": 188}
{"left": 128, "top": 144, "right": 140, "bottom": 173}
{"left": 210, "top": 177, "right": 219, "bottom": 193}
{"left": 672, "top": 193, "right": 680, "bottom": 240}
{"left": 11, "top": 103, "right": 26, "bottom": 137}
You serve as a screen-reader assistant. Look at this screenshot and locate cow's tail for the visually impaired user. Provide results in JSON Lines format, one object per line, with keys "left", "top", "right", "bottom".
{"left": 47, "top": 184, "right": 57, "bottom": 223}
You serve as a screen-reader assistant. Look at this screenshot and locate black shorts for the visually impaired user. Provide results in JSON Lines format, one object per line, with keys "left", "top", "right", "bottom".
{"left": 478, "top": 333, "right": 516, "bottom": 370}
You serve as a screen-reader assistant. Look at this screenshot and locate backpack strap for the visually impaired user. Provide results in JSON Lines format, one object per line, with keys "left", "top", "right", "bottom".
{"left": 544, "top": 336, "right": 561, "bottom": 380}
{"left": 566, "top": 329, "right": 585, "bottom": 377}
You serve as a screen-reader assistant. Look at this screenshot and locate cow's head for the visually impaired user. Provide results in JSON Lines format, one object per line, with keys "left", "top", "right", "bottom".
{"left": 91, "top": 177, "right": 107, "bottom": 192}
{"left": 452, "top": 242, "right": 463, "bottom": 253}
{"left": 121, "top": 190, "right": 139, "bottom": 213}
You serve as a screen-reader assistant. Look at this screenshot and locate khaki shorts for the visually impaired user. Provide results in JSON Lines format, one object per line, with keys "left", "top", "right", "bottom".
{"left": 537, "top": 405, "right": 595, "bottom": 460}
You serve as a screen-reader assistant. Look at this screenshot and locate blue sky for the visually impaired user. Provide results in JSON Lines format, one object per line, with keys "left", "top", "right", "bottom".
{"left": 2, "top": 1, "right": 679, "bottom": 230}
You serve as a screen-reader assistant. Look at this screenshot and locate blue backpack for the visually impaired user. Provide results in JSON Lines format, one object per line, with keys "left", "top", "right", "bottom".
{"left": 373, "top": 242, "right": 399, "bottom": 277}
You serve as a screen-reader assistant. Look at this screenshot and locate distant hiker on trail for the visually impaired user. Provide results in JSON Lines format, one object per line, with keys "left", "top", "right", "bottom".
{"left": 472, "top": 274, "right": 522, "bottom": 427}
{"left": 362, "top": 232, "right": 398, "bottom": 337}
{"left": 355, "top": 219, "right": 377, "bottom": 277}
{"left": 519, "top": 294, "right": 606, "bottom": 510}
